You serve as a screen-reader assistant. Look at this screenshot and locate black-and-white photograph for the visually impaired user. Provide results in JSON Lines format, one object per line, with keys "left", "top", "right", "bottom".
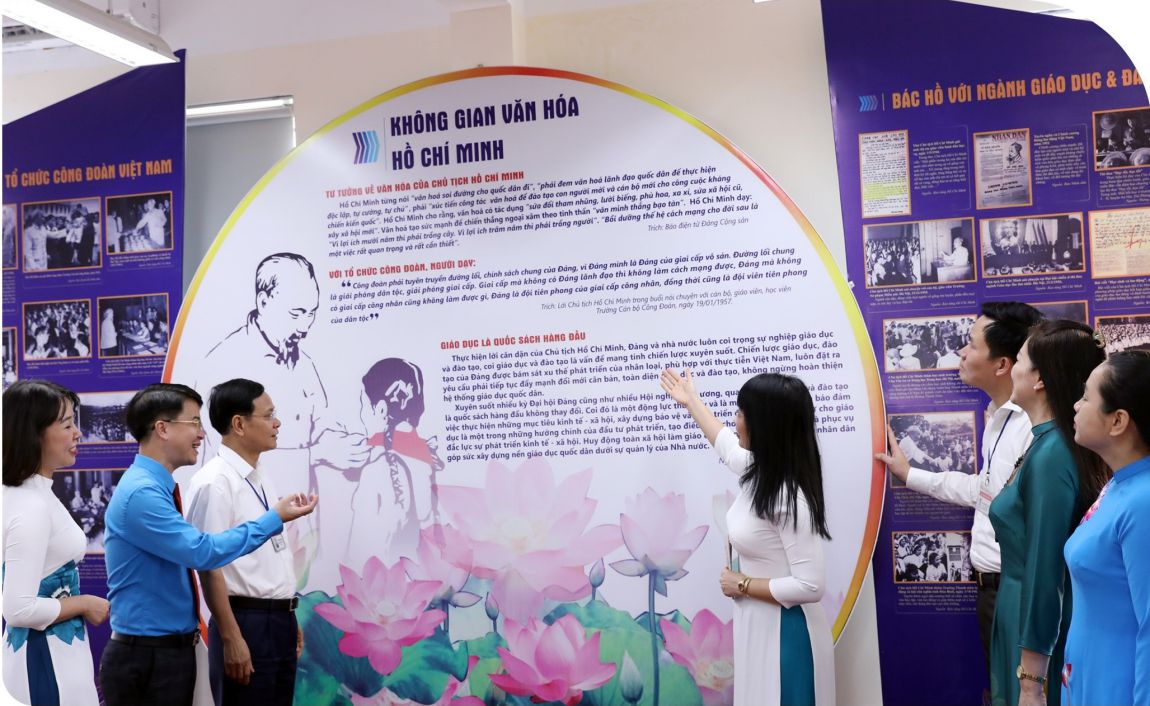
{"left": 2, "top": 328, "right": 16, "bottom": 390}
{"left": 1094, "top": 107, "right": 1150, "bottom": 170}
{"left": 888, "top": 412, "right": 977, "bottom": 487}
{"left": 1096, "top": 314, "right": 1150, "bottom": 355}
{"left": 51, "top": 470, "right": 124, "bottom": 553}
{"left": 864, "top": 218, "right": 975, "bottom": 287}
{"left": 22, "top": 299, "right": 92, "bottom": 361}
{"left": 77, "top": 391, "right": 134, "bottom": 444}
{"left": 980, "top": 214, "right": 1084, "bottom": 277}
{"left": 106, "top": 192, "right": 173, "bottom": 254}
{"left": 20, "top": 198, "right": 102, "bottom": 272}
{"left": 882, "top": 315, "right": 975, "bottom": 372}
{"left": 974, "top": 129, "right": 1032, "bottom": 209}
{"left": 1031, "top": 300, "right": 1089, "bottom": 325}
{"left": 3, "top": 204, "right": 16, "bottom": 270}
{"left": 98, "top": 294, "right": 170, "bottom": 358}
{"left": 893, "top": 531, "right": 974, "bottom": 583}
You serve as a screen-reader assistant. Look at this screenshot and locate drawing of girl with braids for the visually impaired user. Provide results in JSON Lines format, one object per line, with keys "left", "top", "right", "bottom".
{"left": 345, "top": 358, "right": 445, "bottom": 566}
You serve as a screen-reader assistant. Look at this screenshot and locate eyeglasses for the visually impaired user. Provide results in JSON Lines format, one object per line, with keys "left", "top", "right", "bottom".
{"left": 245, "top": 410, "right": 278, "bottom": 421}
{"left": 160, "top": 418, "right": 204, "bottom": 431}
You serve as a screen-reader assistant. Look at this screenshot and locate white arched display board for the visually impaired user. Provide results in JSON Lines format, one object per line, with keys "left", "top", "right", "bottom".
{"left": 169, "top": 68, "right": 883, "bottom": 706}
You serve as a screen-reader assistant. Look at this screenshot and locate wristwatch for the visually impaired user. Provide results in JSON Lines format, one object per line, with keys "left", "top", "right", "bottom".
{"left": 1016, "top": 665, "right": 1048, "bottom": 695}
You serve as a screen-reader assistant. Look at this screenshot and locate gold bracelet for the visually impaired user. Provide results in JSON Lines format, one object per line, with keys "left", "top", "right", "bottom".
{"left": 737, "top": 577, "right": 752, "bottom": 595}
{"left": 1016, "top": 665, "right": 1048, "bottom": 696}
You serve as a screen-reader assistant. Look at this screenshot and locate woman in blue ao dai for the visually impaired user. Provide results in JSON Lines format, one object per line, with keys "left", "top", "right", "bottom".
{"left": 1062, "top": 351, "right": 1150, "bottom": 706}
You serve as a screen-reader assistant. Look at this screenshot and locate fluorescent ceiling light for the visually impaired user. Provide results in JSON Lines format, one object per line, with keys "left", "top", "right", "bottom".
{"left": 0, "top": 0, "right": 177, "bottom": 67}
{"left": 186, "top": 97, "right": 294, "bottom": 119}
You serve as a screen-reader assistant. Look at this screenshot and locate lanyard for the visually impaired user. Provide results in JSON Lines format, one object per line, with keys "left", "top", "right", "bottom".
{"left": 243, "top": 475, "right": 269, "bottom": 511}
{"left": 986, "top": 410, "right": 1014, "bottom": 471}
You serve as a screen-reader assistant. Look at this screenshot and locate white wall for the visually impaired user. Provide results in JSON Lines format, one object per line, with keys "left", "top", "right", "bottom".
{"left": 1, "top": 1, "right": 881, "bottom": 701}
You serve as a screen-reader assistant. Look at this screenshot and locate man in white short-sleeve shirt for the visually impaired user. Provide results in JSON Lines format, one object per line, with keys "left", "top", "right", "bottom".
{"left": 187, "top": 379, "right": 300, "bottom": 706}
{"left": 877, "top": 301, "right": 1043, "bottom": 676}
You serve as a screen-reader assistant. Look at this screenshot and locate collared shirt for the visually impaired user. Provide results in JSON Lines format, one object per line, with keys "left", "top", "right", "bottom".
{"left": 906, "top": 400, "right": 1031, "bottom": 573}
{"left": 104, "top": 453, "right": 283, "bottom": 636}
{"left": 186, "top": 446, "right": 296, "bottom": 599}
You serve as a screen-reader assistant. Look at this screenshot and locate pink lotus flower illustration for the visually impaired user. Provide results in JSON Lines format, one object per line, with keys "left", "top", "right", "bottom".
{"left": 401, "top": 526, "right": 481, "bottom": 609}
{"left": 611, "top": 488, "right": 708, "bottom": 594}
{"left": 661, "top": 610, "right": 735, "bottom": 706}
{"left": 489, "top": 615, "right": 615, "bottom": 706}
{"left": 611, "top": 488, "right": 708, "bottom": 706}
{"left": 315, "top": 557, "right": 446, "bottom": 675}
{"left": 438, "top": 459, "right": 621, "bottom": 621}
{"left": 350, "top": 656, "right": 484, "bottom": 706}
{"left": 350, "top": 680, "right": 483, "bottom": 706}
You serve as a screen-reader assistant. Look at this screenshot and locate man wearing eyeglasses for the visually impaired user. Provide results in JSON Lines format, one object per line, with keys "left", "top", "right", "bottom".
{"left": 101, "top": 383, "right": 317, "bottom": 706}
{"left": 185, "top": 379, "right": 301, "bottom": 706}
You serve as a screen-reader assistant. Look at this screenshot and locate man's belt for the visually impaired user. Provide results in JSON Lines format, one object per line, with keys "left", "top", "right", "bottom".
{"left": 110, "top": 631, "right": 198, "bottom": 647}
{"left": 974, "top": 570, "right": 1000, "bottom": 589}
{"left": 228, "top": 595, "right": 299, "bottom": 612}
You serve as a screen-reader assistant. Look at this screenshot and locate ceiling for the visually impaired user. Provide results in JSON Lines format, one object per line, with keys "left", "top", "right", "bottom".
{"left": 1, "top": 0, "right": 659, "bottom": 74}
{"left": 1, "top": 0, "right": 1071, "bottom": 76}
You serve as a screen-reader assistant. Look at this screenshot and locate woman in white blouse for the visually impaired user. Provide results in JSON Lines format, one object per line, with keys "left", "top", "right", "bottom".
{"left": 661, "top": 369, "right": 836, "bottom": 706}
{"left": 3, "top": 379, "right": 109, "bottom": 705}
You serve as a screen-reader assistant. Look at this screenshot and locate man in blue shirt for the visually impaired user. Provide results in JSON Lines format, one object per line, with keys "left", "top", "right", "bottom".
{"left": 100, "top": 383, "right": 317, "bottom": 706}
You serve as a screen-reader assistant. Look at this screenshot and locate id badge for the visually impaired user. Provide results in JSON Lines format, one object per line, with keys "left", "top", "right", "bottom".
{"left": 271, "top": 536, "right": 287, "bottom": 552}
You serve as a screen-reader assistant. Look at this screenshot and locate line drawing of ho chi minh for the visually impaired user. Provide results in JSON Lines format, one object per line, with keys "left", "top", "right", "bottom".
{"left": 200, "top": 253, "right": 446, "bottom": 586}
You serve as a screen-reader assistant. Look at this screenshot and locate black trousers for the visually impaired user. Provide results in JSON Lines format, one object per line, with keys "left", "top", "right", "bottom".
{"left": 100, "top": 639, "right": 196, "bottom": 706}
{"left": 977, "top": 578, "right": 999, "bottom": 676}
{"left": 208, "top": 608, "right": 298, "bottom": 706}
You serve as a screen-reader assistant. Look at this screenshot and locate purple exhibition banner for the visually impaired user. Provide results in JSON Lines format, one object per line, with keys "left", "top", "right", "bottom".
{"left": 821, "top": 1, "right": 1148, "bottom": 704}
{"left": 2, "top": 52, "right": 186, "bottom": 674}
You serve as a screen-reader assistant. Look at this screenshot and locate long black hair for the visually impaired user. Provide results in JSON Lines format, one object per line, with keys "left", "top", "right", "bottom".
{"left": 736, "top": 373, "right": 831, "bottom": 539}
{"left": 1026, "top": 319, "right": 1110, "bottom": 507}
{"left": 3, "top": 379, "right": 79, "bottom": 486}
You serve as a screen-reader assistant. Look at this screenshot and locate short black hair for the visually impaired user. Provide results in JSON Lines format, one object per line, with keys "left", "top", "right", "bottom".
{"left": 3, "top": 380, "right": 80, "bottom": 486}
{"left": 125, "top": 383, "right": 203, "bottom": 442}
{"left": 208, "top": 378, "right": 265, "bottom": 436}
{"left": 979, "top": 301, "right": 1044, "bottom": 362}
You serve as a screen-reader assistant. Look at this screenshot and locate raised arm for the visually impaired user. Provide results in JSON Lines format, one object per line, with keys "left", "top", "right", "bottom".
{"left": 659, "top": 369, "right": 724, "bottom": 446}
{"left": 118, "top": 485, "right": 285, "bottom": 571}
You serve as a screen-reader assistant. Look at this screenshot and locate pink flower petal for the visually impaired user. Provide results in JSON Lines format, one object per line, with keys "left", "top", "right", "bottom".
{"left": 619, "top": 513, "right": 652, "bottom": 564}
{"left": 534, "top": 678, "right": 574, "bottom": 703}
{"left": 493, "top": 571, "right": 547, "bottom": 622}
{"left": 363, "top": 556, "right": 388, "bottom": 593}
{"left": 338, "top": 632, "right": 372, "bottom": 658}
{"left": 449, "top": 591, "right": 482, "bottom": 608}
{"left": 660, "top": 618, "right": 696, "bottom": 668}
{"left": 694, "top": 610, "right": 723, "bottom": 659}
{"left": 404, "top": 609, "right": 447, "bottom": 643}
{"left": 534, "top": 622, "right": 581, "bottom": 678}
{"left": 610, "top": 559, "right": 648, "bottom": 577}
{"left": 498, "top": 647, "right": 545, "bottom": 686}
{"left": 571, "top": 632, "right": 615, "bottom": 689}
{"left": 405, "top": 578, "right": 441, "bottom": 607}
{"left": 314, "top": 602, "right": 358, "bottom": 632}
{"left": 489, "top": 672, "right": 534, "bottom": 698}
{"left": 367, "top": 639, "right": 404, "bottom": 675}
